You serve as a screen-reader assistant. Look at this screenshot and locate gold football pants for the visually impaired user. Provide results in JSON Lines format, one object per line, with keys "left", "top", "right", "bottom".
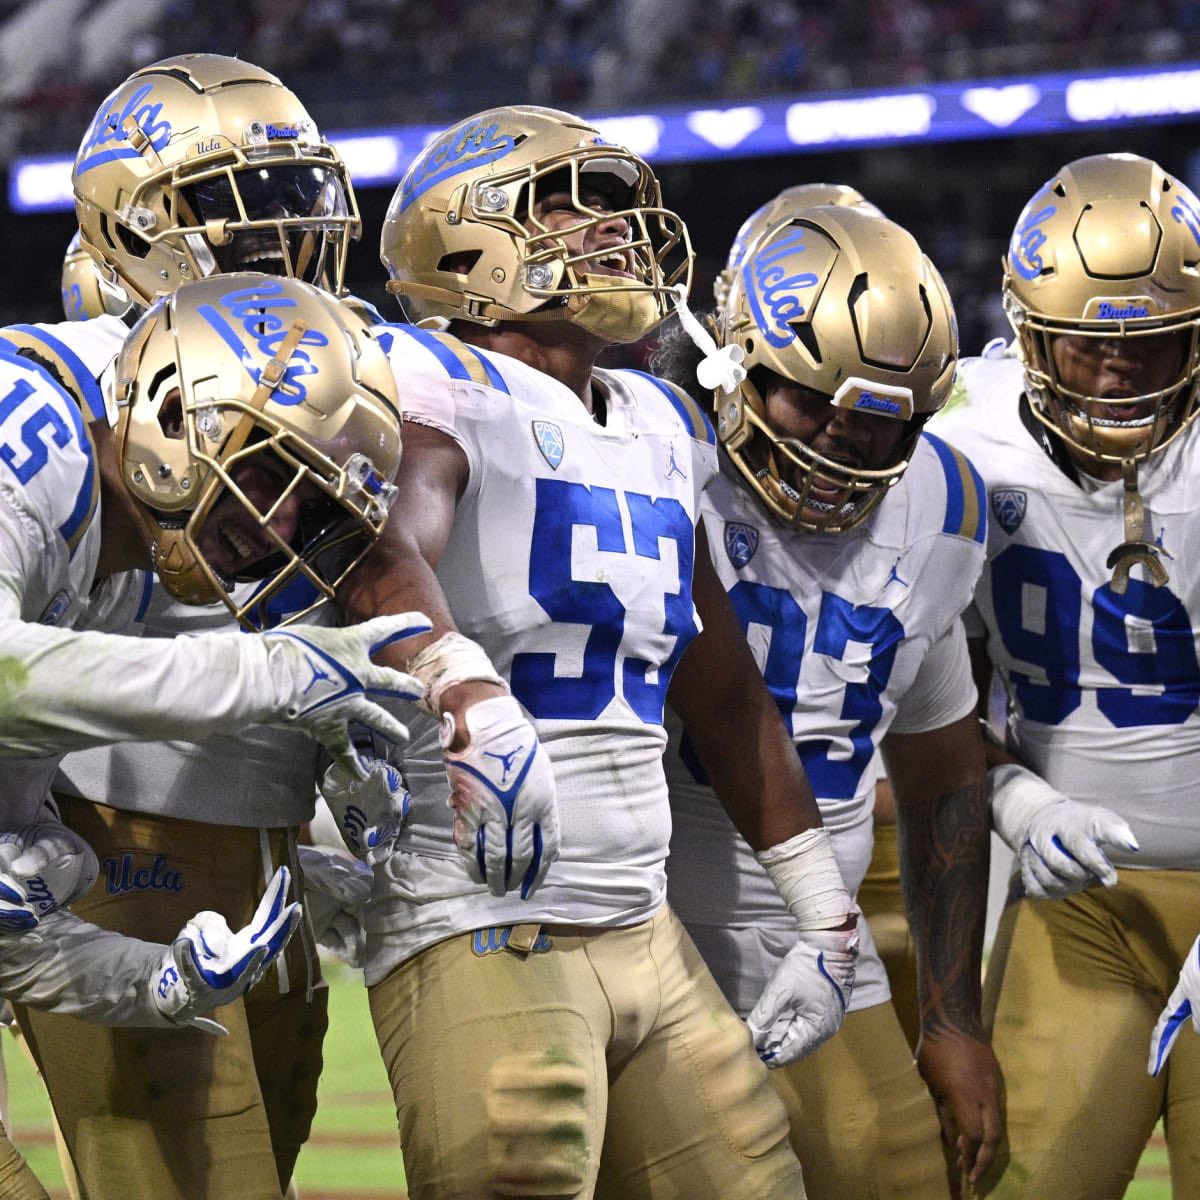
{"left": 979, "top": 867, "right": 1200, "bottom": 1199}
{"left": 772, "top": 1001, "right": 951, "bottom": 1199}
{"left": 15, "top": 798, "right": 326, "bottom": 1200}
{"left": 369, "top": 904, "right": 806, "bottom": 1199}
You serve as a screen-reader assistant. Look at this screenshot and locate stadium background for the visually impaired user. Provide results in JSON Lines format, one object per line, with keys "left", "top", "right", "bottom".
{"left": 0, "top": 0, "right": 1193, "bottom": 1195}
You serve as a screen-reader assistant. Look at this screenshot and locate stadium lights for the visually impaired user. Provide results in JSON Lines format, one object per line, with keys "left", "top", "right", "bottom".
{"left": 12, "top": 60, "right": 1200, "bottom": 214}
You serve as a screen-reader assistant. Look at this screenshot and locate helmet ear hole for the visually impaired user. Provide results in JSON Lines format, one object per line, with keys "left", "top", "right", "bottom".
{"left": 156, "top": 387, "right": 184, "bottom": 440}
{"left": 437, "top": 251, "right": 481, "bottom": 276}
{"left": 116, "top": 223, "right": 152, "bottom": 260}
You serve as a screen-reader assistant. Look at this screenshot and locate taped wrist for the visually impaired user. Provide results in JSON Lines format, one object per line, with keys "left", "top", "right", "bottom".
{"left": 406, "top": 632, "right": 508, "bottom": 715}
{"left": 988, "top": 762, "right": 1064, "bottom": 850}
{"left": 755, "top": 828, "right": 854, "bottom": 931}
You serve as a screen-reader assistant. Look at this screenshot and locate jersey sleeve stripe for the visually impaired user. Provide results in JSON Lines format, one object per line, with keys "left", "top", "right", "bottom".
{"left": 57, "top": 394, "right": 99, "bottom": 558}
{"left": 626, "top": 370, "right": 717, "bottom": 445}
{"left": 383, "top": 324, "right": 510, "bottom": 393}
{"left": 922, "top": 431, "right": 987, "bottom": 544}
{"left": 0, "top": 325, "right": 107, "bottom": 424}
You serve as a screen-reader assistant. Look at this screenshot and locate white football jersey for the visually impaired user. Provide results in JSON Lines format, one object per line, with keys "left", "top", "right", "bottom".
{"left": 0, "top": 315, "right": 321, "bottom": 829}
{"left": 363, "top": 323, "right": 719, "bottom": 984}
{"left": 0, "top": 344, "right": 109, "bottom": 823}
{"left": 0, "top": 321, "right": 296, "bottom": 826}
{"left": 665, "top": 439, "right": 985, "bottom": 1015}
{"left": 0, "top": 907, "right": 170, "bottom": 1027}
{"left": 0, "top": 315, "right": 126, "bottom": 426}
{"left": 932, "top": 349, "right": 1200, "bottom": 868}
{"left": 56, "top": 580, "right": 326, "bottom": 828}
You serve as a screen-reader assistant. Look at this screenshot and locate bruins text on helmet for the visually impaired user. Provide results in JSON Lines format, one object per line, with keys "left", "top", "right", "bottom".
{"left": 73, "top": 54, "right": 361, "bottom": 311}
{"left": 716, "top": 204, "right": 957, "bottom": 534}
{"left": 380, "top": 104, "right": 692, "bottom": 344}
{"left": 114, "top": 273, "right": 401, "bottom": 629}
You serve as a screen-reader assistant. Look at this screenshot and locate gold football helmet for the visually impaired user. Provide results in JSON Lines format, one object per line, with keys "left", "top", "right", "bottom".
{"left": 113, "top": 273, "right": 401, "bottom": 628}
{"left": 380, "top": 105, "right": 692, "bottom": 344}
{"left": 1004, "top": 153, "right": 1200, "bottom": 465}
{"left": 62, "top": 231, "right": 125, "bottom": 321}
{"left": 718, "top": 205, "right": 957, "bottom": 533}
{"left": 73, "top": 54, "right": 360, "bottom": 309}
{"left": 714, "top": 183, "right": 877, "bottom": 311}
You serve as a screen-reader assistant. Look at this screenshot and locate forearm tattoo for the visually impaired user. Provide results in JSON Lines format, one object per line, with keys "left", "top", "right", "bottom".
{"left": 898, "top": 779, "right": 990, "bottom": 1041}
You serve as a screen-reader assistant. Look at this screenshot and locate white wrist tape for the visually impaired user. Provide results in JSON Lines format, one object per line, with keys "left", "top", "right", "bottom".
{"left": 406, "top": 632, "right": 508, "bottom": 715}
{"left": 988, "top": 762, "right": 1062, "bottom": 850}
{"left": 755, "top": 828, "right": 854, "bottom": 931}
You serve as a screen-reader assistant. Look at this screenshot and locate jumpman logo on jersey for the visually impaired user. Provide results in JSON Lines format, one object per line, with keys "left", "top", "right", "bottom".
{"left": 1155, "top": 526, "right": 1176, "bottom": 560}
{"left": 302, "top": 654, "right": 334, "bottom": 695}
{"left": 483, "top": 745, "right": 524, "bottom": 783}
{"left": 665, "top": 442, "right": 687, "bottom": 481}
{"left": 885, "top": 556, "right": 909, "bottom": 589}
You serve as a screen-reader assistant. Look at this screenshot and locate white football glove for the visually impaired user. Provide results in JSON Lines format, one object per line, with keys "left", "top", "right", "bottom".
{"left": 264, "top": 613, "right": 430, "bottom": 781}
{"left": 1149, "top": 934, "right": 1200, "bottom": 1076}
{"left": 747, "top": 925, "right": 859, "bottom": 1066}
{"left": 442, "top": 695, "right": 560, "bottom": 898}
{"left": 297, "top": 844, "right": 372, "bottom": 968}
{"left": 0, "top": 819, "right": 99, "bottom": 931}
{"left": 750, "top": 828, "right": 859, "bottom": 1066}
{"left": 990, "top": 764, "right": 1139, "bottom": 899}
{"left": 319, "top": 755, "right": 411, "bottom": 864}
{"left": 151, "top": 866, "right": 301, "bottom": 1036}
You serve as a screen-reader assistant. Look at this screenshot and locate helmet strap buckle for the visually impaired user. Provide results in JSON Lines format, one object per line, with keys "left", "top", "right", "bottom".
{"left": 1106, "top": 459, "right": 1169, "bottom": 593}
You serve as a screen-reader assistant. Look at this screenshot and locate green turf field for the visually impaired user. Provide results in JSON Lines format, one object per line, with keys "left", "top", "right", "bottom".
{"left": 3, "top": 960, "right": 408, "bottom": 1199}
{"left": 2, "top": 962, "right": 1175, "bottom": 1198}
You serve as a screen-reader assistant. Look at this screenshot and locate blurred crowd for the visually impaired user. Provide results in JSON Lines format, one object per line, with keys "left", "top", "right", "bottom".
{"left": 2, "top": 0, "right": 1200, "bottom": 158}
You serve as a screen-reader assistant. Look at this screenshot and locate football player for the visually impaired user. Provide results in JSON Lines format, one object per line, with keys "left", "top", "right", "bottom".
{"left": 330, "top": 103, "right": 867, "bottom": 1198}
{"left": 655, "top": 202, "right": 1003, "bottom": 1197}
{"left": 930, "top": 152, "right": 1200, "bottom": 1198}
{"left": 715, "top": 182, "right": 927, "bottom": 1051}
{"left": 0, "top": 54, "right": 408, "bottom": 1200}
{"left": 3, "top": 271, "right": 420, "bottom": 1200}
{"left": 0, "top": 865, "right": 302, "bottom": 1200}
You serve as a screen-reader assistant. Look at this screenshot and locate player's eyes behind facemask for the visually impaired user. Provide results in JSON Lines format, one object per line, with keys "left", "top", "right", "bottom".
{"left": 184, "top": 166, "right": 348, "bottom": 225}
{"left": 180, "top": 167, "right": 349, "bottom": 279}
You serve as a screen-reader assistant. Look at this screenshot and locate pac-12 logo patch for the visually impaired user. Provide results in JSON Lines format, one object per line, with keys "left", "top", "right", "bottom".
{"left": 991, "top": 489, "right": 1027, "bottom": 534}
{"left": 532, "top": 420, "right": 564, "bottom": 469}
{"left": 724, "top": 521, "right": 759, "bottom": 568}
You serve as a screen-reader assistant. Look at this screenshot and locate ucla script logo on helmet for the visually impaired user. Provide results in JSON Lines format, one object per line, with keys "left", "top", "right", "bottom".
{"left": 399, "top": 118, "right": 517, "bottom": 213}
{"left": 76, "top": 83, "right": 173, "bottom": 175}
{"left": 1010, "top": 194, "right": 1056, "bottom": 282}
{"left": 198, "top": 279, "right": 329, "bottom": 405}
{"left": 741, "top": 228, "right": 819, "bottom": 349}
{"left": 1171, "top": 191, "right": 1200, "bottom": 250}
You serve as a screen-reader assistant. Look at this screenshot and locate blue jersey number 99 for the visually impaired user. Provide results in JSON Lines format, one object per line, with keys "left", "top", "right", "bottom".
{"left": 991, "top": 543, "right": 1200, "bottom": 727}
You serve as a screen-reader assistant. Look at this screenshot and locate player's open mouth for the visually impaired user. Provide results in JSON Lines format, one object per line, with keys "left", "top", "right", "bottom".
{"left": 1082, "top": 396, "right": 1157, "bottom": 427}
{"left": 214, "top": 522, "right": 272, "bottom": 572}
{"left": 588, "top": 250, "right": 633, "bottom": 278}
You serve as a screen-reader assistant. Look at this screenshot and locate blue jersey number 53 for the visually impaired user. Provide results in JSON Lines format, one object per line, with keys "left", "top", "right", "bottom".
{"left": 511, "top": 477, "right": 697, "bottom": 724}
